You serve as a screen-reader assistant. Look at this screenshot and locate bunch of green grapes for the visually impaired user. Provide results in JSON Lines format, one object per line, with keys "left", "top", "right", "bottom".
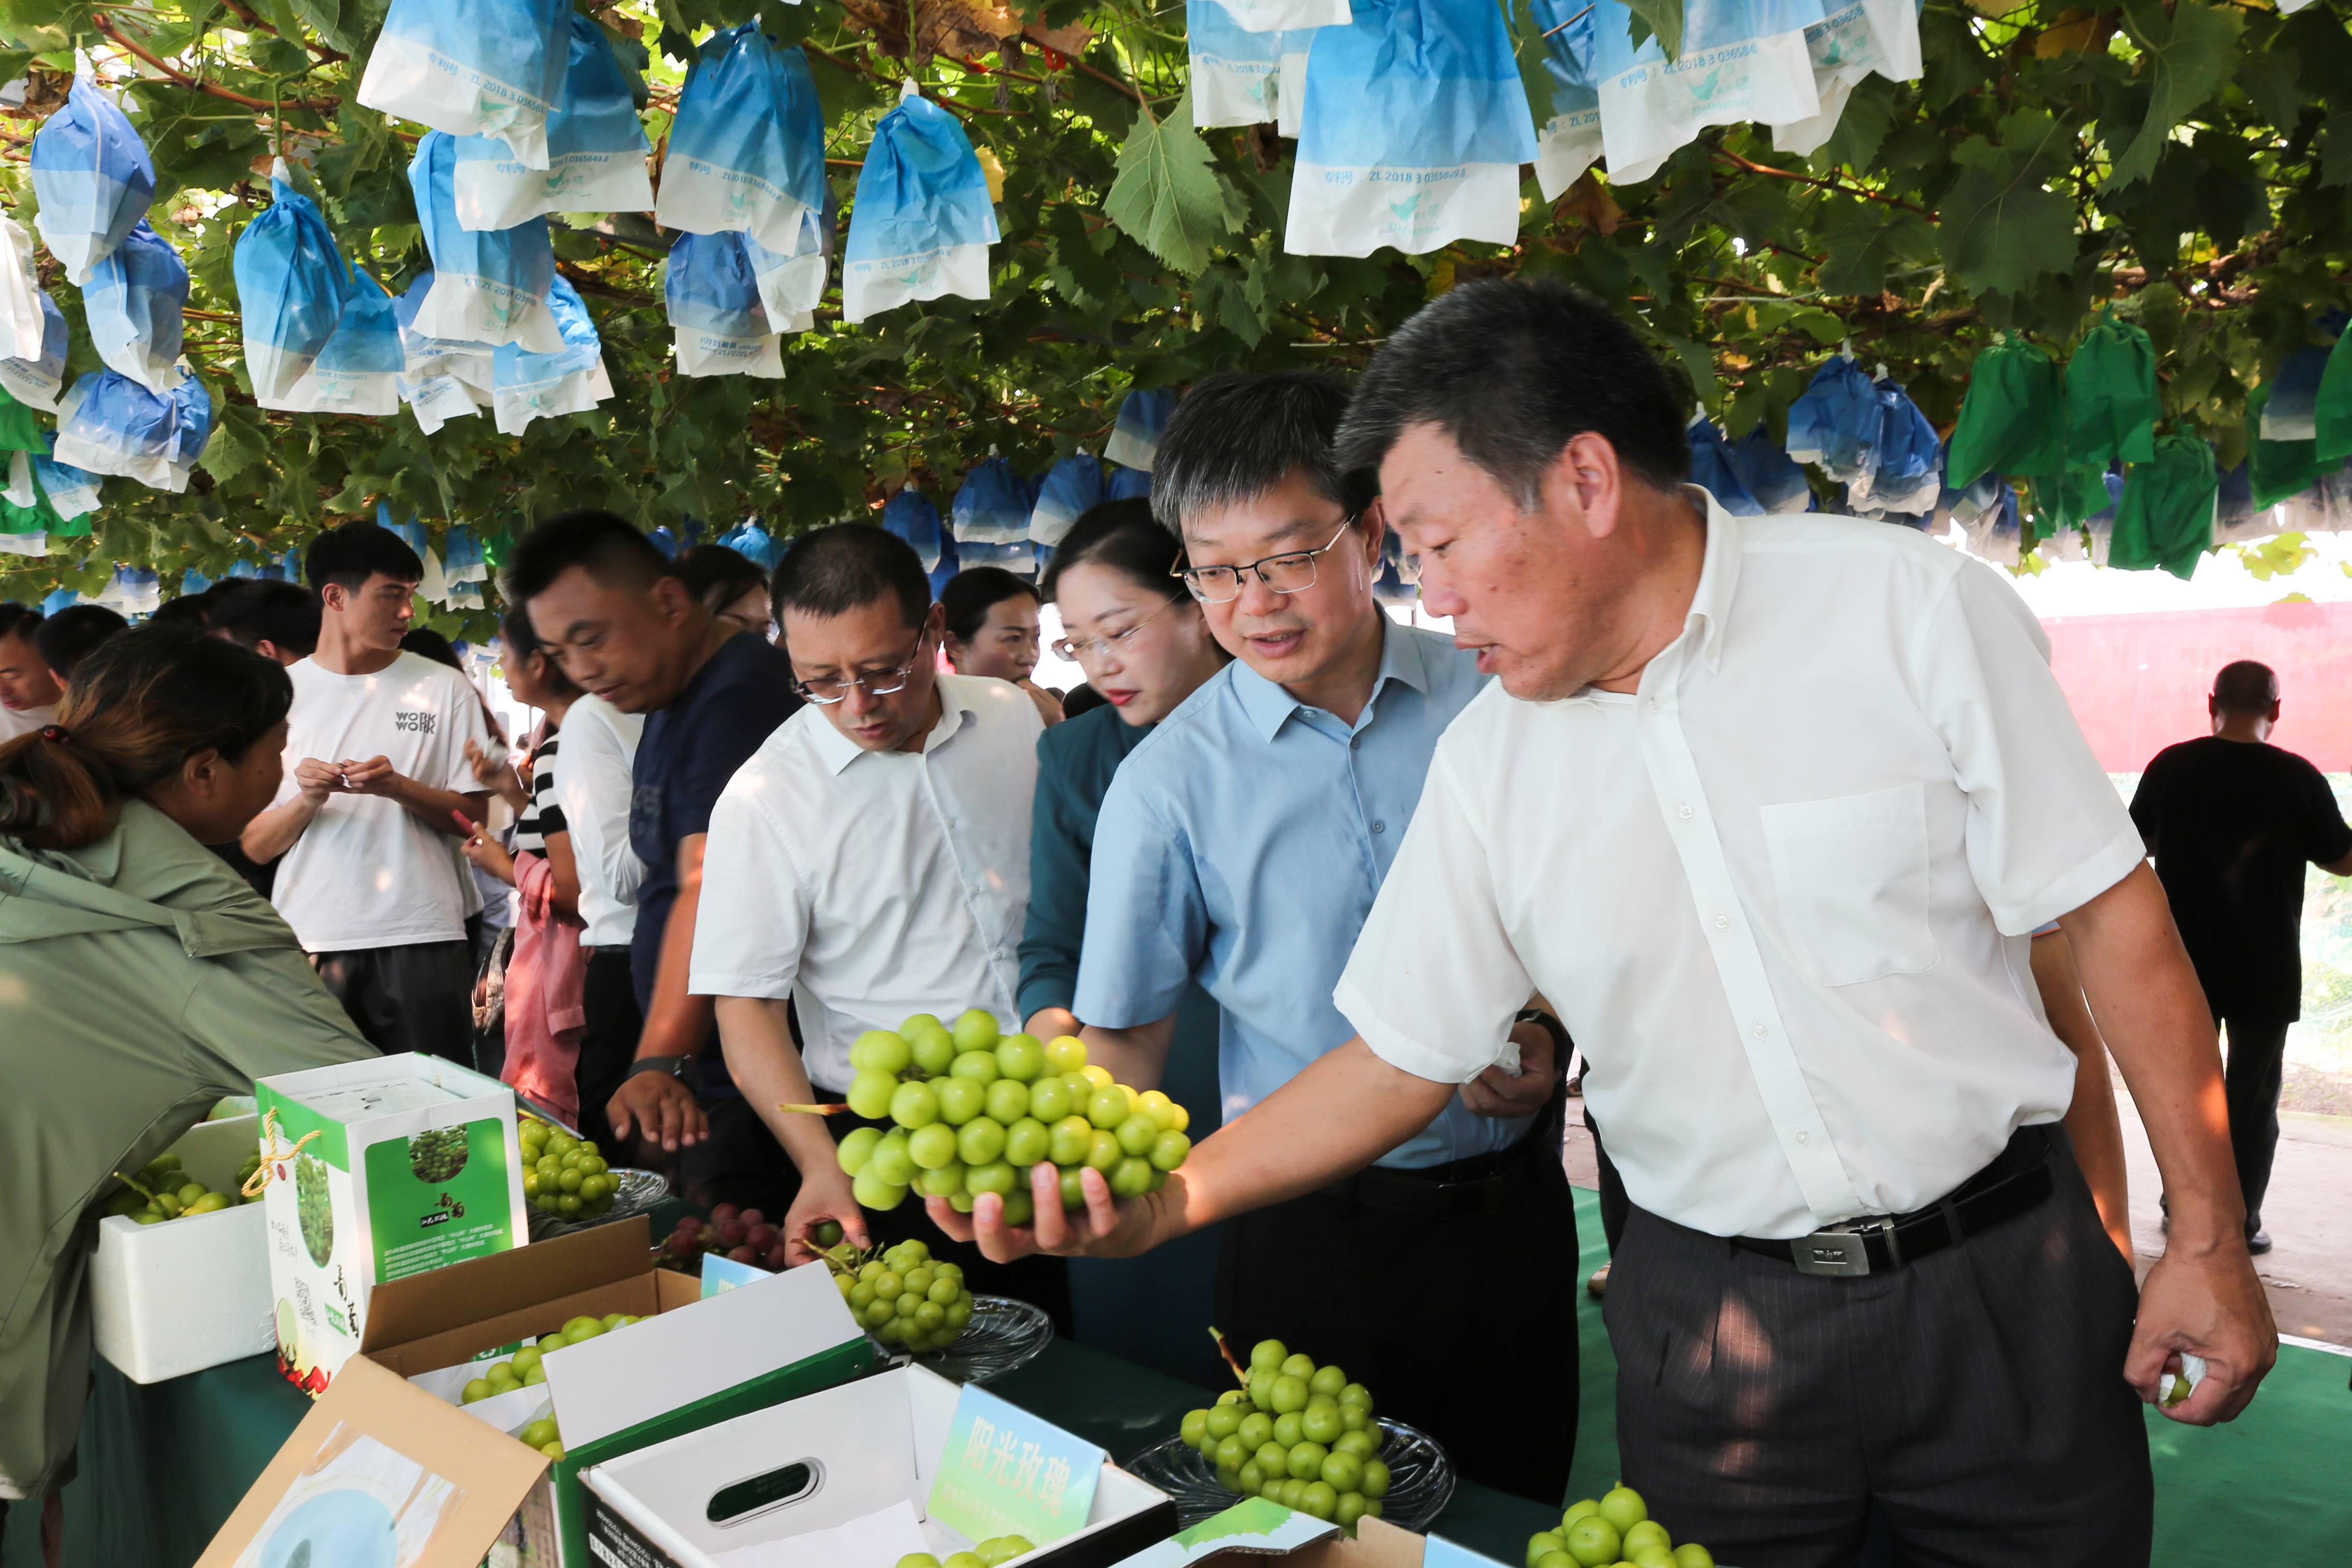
{"left": 821, "top": 1237, "right": 973, "bottom": 1353}
{"left": 1178, "top": 1340, "right": 1388, "bottom": 1527}
{"left": 520, "top": 1118, "right": 620, "bottom": 1219}
{"left": 104, "top": 1152, "right": 253, "bottom": 1224}
{"left": 896, "top": 1537, "right": 1033, "bottom": 1568}
{"left": 460, "top": 1312, "right": 648, "bottom": 1457}
{"left": 408, "top": 1126, "right": 471, "bottom": 1184}
{"left": 295, "top": 1152, "right": 335, "bottom": 1265}
{"left": 833, "top": 1010, "right": 1192, "bottom": 1219}
{"left": 1525, "top": 1487, "right": 1714, "bottom": 1568}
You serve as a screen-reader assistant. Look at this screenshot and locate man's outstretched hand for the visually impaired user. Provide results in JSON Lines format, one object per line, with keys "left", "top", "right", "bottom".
{"left": 927, "top": 1162, "right": 1180, "bottom": 1264}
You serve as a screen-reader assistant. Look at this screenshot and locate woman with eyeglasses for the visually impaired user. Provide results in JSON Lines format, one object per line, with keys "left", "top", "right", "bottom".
{"left": 676, "top": 545, "right": 774, "bottom": 641}
{"left": 940, "top": 567, "right": 1065, "bottom": 727}
{"left": 1017, "top": 499, "right": 1231, "bottom": 1384}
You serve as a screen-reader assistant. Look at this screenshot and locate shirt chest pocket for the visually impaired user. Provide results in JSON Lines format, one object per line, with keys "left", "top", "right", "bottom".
{"left": 1759, "top": 783, "right": 1937, "bottom": 987}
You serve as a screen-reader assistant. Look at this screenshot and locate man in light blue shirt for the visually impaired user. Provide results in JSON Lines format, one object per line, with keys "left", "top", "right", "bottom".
{"left": 1069, "top": 371, "right": 1580, "bottom": 1502}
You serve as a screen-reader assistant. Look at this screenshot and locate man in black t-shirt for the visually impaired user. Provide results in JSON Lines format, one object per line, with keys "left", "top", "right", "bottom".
{"left": 506, "top": 513, "right": 803, "bottom": 1212}
{"left": 2131, "top": 660, "right": 2352, "bottom": 1252}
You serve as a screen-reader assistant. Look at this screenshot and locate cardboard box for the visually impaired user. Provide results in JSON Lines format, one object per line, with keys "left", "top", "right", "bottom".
{"left": 361, "top": 1217, "right": 878, "bottom": 1568}
{"left": 254, "top": 1052, "right": 530, "bottom": 1390}
{"left": 89, "top": 1113, "right": 271, "bottom": 1384}
{"left": 1109, "top": 1502, "right": 1501, "bottom": 1568}
{"left": 582, "top": 1364, "right": 1179, "bottom": 1568}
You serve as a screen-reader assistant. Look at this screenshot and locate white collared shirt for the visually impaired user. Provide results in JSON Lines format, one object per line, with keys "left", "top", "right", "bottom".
{"left": 689, "top": 673, "right": 1044, "bottom": 1093}
{"left": 554, "top": 693, "right": 645, "bottom": 948}
{"left": 1336, "top": 492, "right": 2146, "bottom": 1239}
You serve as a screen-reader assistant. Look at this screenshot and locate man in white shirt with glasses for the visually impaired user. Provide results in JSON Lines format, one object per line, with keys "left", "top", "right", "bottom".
{"left": 690, "top": 523, "right": 1064, "bottom": 1318}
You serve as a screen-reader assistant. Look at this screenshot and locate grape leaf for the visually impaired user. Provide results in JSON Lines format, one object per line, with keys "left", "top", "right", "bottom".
{"left": 1813, "top": 199, "right": 1934, "bottom": 296}
{"left": 2105, "top": 0, "right": 2241, "bottom": 187}
{"left": 1623, "top": 0, "right": 1685, "bottom": 60}
{"left": 1939, "top": 117, "right": 2079, "bottom": 298}
{"left": 1104, "top": 91, "right": 1233, "bottom": 279}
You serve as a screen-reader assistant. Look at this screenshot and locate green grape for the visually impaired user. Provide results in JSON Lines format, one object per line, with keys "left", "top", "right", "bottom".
{"left": 936, "top": 1078, "right": 985, "bottom": 1127}
{"left": 1333, "top": 1429, "right": 1375, "bottom": 1458}
{"left": 917, "top": 1163, "right": 966, "bottom": 1198}
{"left": 1273, "top": 1411, "right": 1305, "bottom": 1448}
{"left": 957, "top": 1117, "right": 1007, "bottom": 1165}
{"left": 1002, "top": 1116, "right": 1051, "bottom": 1167}
{"left": 1300, "top": 1482, "right": 1338, "bottom": 1521}
{"left": 1250, "top": 1340, "right": 1289, "bottom": 1373}
{"left": 1281, "top": 1353, "right": 1316, "bottom": 1380}
{"left": 1043, "top": 1034, "right": 1088, "bottom": 1073}
{"left": 1279, "top": 1479, "right": 1308, "bottom": 1511}
{"left": 951, "top": 1009, "right": 1001, "bottom": 1052}
{"left": 1085, "top": 1088, "right": 1130, "bottom": 1130}
{"left": 945, "top": 1298, "right": 974, "bottom": 1330}
{"left": 1247, "top": 1370, "right": 1277, "bottom": 1409}
{"left": 916, "top": 1300, "right": 947, "bottom": 1330}
{"left": 1214, "top": 1434, "right": 1251, "bottom": 1471}
{"left": 1150, "top": 1130, "right": 1192, "bottom": 1171}
{"left": 1048, "top": 1116, "right": 1095, "bottom": 1165}
{"left": 874, "top": 1271, "right": 905, "bottom": 1301}
{"left": 1001, "top": 1187, "right": 1036, "bottom": 1227}
{"left": 1360, "top": 1459, "right": 1390, "bottom": 1500}
{"left": 460, "top": 1377, "right": 492, "bottom": 1404}
{"left": 1236, "top": 1461, "right": 1264, "bottom": 1495}
{"left": 1238, "top": 1413, "right": 1274, "bottom": 1448}
{"left": 1301, "top": 1405, "right": 1343, "bottom": 1445}
{"left": 1254, "top": 1441, "right": 1289, "bottom": 1476}
{"left": 890, "top": 1080, "right": 942, "bottom": 1129}
{"left": 1216, "top": 1389, "right": 1247, "bottom": 1405}
{"left": 984, "top": 1078, "right": 1031, "bottom": 1124}
{"left": 929, "top": 1275, "right": 963, "bottom": 1304}
{"left": 1309, "top": 1364, "right": 1347, "bottom": 1398}
{"left": 847, "top": 1070, "right": 900, "bottom": 1120}
{"left": 1319, "top": 1450, "right": 1363, "bottom": 1493}
{"left": 407, "top": 1127, "right": 470, "bottom": 1183}
{"left": 896, "top": 1293, "right": 922, "bottom": 1318}
{"left": 1340, "top": 1404, "right": 1371, "bottom": 1434}
{"left": 1270, "top": 1376, "right": 1310, "bottom": 1415}
{"left": 901, "top": 1555, "right": 943, "bottom": 1568}
{"left": 994, "top": 1034, "right": 1047, "bottom": 1082}
{"left": 511, "top": 1346, "right": 543, "bottom": 1374}
{"left": 521, "top": 1417, "right": 560, "bottom": 1449}
{"left": 1026, "top": 1077, "right": 1075, "bottom": 1123}
{"left": 295, "top": 1152, "right": 333, "bottom": 1266}
{"left": 855, "top": 1030, "right": 914, "bottom": 1076}
{"left": 1109, "top": 1156, "right": 1154, "bottom": 1199}
{"left": 852, "top": 1169, "right": 910, "bottom": 1210}
{"left": 1114, "top": 1114, "right": 1160, "bottom": 1157}
{"left": 909, "top": 1123, "right": 961, "bottom": 1170}
{"left": 868, "top": 1133, "right": 918, "bottom": 1186}
{"left": 1137, "top": 1090, "right": 1179, "bottom": 1130}
{"left": 949, "top": 1192, "right": 977, "bottom": 1213}
{"left": 965, "top": 1160, "right": 1017, "bottom": 1197}
{"left": 900, "top": 1012, "right": 943, "bottom": 1037}
{"left": 1084, "top": 1130, "right": 1122, "bottom": 1171}
{"left": 950, "top": 1050, "right": 1001, "bottom": 1086}
{"left": 911, "top": 1029, "right": 956, "bottom": 1076}
{"left": 1058, "top": 1168, "right": 1087, "bottom": 1210}
{"left": 1286, "top": 1441, "right": 1329, "bottom": 1480}
{"left": 1526, "top": 1532, "right": 1567, "bottom": 1568}
{"left": 1204, "top": 1404, "right": 1244, "bottom": 1441}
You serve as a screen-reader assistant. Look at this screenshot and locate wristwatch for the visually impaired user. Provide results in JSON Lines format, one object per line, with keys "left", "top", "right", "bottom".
{"left": 622, "top": 1054, "right": 693, "bottom": 1085}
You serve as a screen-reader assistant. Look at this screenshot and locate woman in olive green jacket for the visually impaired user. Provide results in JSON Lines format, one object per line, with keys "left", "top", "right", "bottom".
{"left": 0, "top": 627, "right": 373, "bottom": 1558}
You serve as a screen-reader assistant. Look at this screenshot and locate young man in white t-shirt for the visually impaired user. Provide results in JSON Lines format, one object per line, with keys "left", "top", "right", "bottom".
{"left": 241, "top": 522, "right": 492, "bottom": 1060}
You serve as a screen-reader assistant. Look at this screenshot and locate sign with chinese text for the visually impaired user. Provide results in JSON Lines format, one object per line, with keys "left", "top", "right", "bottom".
{"left": 927, "top": 1384, "right": 1104, "bottom": 1546}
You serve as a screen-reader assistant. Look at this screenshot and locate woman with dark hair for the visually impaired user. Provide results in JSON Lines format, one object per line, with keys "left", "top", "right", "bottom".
{"left": 675, "top": 544, "right": 772, "bottom": 640}
{"left": 940, "top": 565, "right": 1064, "bottom": 726}
{"left": 458, "top": 606, "right": 588, "bottom": 1123}
{"left": 1018, "top": 500, "right": 1230, "bottom": 1384}
{"left": 0, "top": 629, "right": 371, "bottom": 1555}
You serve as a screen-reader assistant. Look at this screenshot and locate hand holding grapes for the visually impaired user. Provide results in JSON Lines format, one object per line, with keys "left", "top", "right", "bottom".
{"left": 927, "top": 1158, "right": 1180, "bottom": 1264}
{"left": 783, "top": 1166, "right": 872, "bottom": 1265}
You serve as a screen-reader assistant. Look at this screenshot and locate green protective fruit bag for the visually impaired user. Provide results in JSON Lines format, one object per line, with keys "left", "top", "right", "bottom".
{"left": 2111, "top": 433, "right": 2217, "bottom": 580}
{"left": 2063, "top": 311, "right": 2160, "bottom": 472}
{"left": 2245, "top": 381, "right": 2345, "bottom": 507}
{"left": 1945, "top": 335, "right": 2066, "bottom": 489}
{"left": 0, "top": 387, "right": 45, "bottom": 453}
{"left": 2315, "top": 329, "right": 2352, "bottom": 465}
{"left": 2032, "top": 463, "right": 2113, "bottom": 535}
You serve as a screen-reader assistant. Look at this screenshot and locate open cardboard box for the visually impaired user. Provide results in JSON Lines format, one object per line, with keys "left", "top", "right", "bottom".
{"left": 201, "top": 1217, "right": 876, "bottom": 1568}
{"left": 583, "top": 1363, "right": 1178, "bottom": 1568}
{"left": 90, "top": 1113, "right": 270, "bottom": 1383}
{"left": 1107, "top": 1502, "right": 1512, "bottom": 1568}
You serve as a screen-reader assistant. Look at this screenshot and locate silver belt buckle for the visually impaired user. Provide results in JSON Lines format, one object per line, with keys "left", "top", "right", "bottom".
{"left": 1794, "top": 1226, "right": 1873, "bottom": 1277}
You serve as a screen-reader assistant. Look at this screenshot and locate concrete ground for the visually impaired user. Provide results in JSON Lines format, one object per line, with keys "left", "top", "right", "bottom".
{"left": 1561, "top": 1083, "right": 2352, "bottom": 1348}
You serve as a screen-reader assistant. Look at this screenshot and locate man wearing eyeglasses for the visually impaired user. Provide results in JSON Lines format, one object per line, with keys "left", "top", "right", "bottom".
{"left": 1042, "top": 371, "right": 1579, "bottom": 1503}
{"left": 688, "top": 524, "right": 1066, "bottom": 1317}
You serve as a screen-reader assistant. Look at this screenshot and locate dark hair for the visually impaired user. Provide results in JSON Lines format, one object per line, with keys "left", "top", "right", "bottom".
{"left": 501, "top": 602, "right": 582, "bottom": 700}
{"left": 1338, "top": 280, "right": 1689, "bottom": 504}
{"left": 1152, "top": 371, "right": 1372, "bottom": 536}
{"left": 307, "top": 521, "right": 425, "bottom": 593}
{"left": 0, "top": 602, "right": 41, "bottom": 646}
{"left": 208, "top": 579, "right": 322, "bottom": 657}
{"left": 34, "top": 604, "right": 129, "bottom": 682}
{"left": 1040, "top": 500, "right": 1184, "bottom": 604}
{"left": 148, "top": 585, "right": 222, "bottom": 630}
{"left": 503, "top": 510, "right": 674, "bottom": 604}
{"left": 676, "top": 544, "right": 768, "bottom": 617}
{"left": 0, "top": 627, "right": 293, "bottom": 851}
{"left": 940, "top": 567, "right": 1039, "bottom": 644}
{"left": 772, "top": 524, "right": 931, "bottom": 632}
{"left": 399, "top": 628, "right": 463, "bottom": 670}
{"left": 2213, "top": 660, "right": 2278, "bottom": 714}
{"left": 1060, "top": 684, "right": 1110, "bottom": 720}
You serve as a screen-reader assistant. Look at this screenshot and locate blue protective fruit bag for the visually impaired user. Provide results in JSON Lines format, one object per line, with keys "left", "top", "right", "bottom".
{"left": 883, "top": 488, "right": 944, "bottom": 572}
{"left": 491, "top": 273, "right": 609, "bottom": 434}
{"left": 84, "top": 219, "right": 188, "bottom": 394}
{"left": 1287, "top": 0, "right": 1537, "bottom": 257}
{"left": 410, "top": 132, "right": 562, "bottom": 350}
{"left": 653, "top": 23, "right": 827, "bottom": 255}
{"left": 1687, "top": 417, "right": 1762, "bottom": 514}
{"left": 843, "top": 81, "right": 999, "bottom": 323}
{"left": 53, "top": 368, "right": 211, "bottom": 493}
{"left": 0, "top": 289, "right": 64, "bottom": 412}
{"left": 233, "top": 167, "right": 349, "bottom": 401}
{"left": 1846, "top": 376, "right": 1944, "bottom": 516}
{"left": 279, "top": 268, "right": 405, "bottom": 415}
{"left": 1783, "top": 355, "right": 1880, "bottom": 483}
{"left": 1029, "top": 453, "right": 1105, "bottom": 546}
{"left": 358, "top": 0, "right": 571, "bottom": 168}
{"left": 1725, "top": 420, "right": 1813, "bottom": 513}
{"left": 31, "top": 58, "right": 156, "bottom": 284}
{"left": 1190, "top": 0, "right": 1285, "bottom": 127}
{"left": 953, "top": 456, "right": 1033, "bottom": 545}
{"left": 1589, "top": 0, "right": 1828, "bottom": 186}
{"left": 1530, "top": 0, "right": 1604, "bottom": 199}
{"left": 665, "top": 230, "right": 784, "bottom": 379}
{"left": 1103, "top": 386, "right": 1175, "bottom": 472}
{"left": 455, "top": 12, "right": 654, "bottom": 229}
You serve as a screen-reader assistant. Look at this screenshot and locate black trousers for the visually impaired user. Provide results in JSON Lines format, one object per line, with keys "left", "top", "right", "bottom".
{"left": 574, "top": 947, "right": 645, "bottom": 1146}
{"left": 1585, "top": 1107, "right": 1630, "bottom": 1255}
{"left": 311, "top": 940, "right": 471, "bottom": 1062}
{"left": 2217, "top": 1011, "right": 2293, "bottom": 1230}
{"left": 1214, "top": 1112, "right": 1580, "bottom": 1504}
{"left": 1606, "top": 1131, "right": 2151, "bottom": 1568}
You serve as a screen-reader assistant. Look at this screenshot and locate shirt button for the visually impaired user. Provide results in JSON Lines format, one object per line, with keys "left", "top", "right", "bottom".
{"left": 1753, "top": 1023, "right": 1768, "bottom": 1039}
{"left": 1796, "top": 1130, "right": 1811, "bottom": 1144}
{"left": 1350, "top": 737, "right": 1361, "bottom": 750}
{"left": 1370, "top": 820, "right": 1386, "bottom": 834}
{"left": 1678, "top": 804, "right": 1694, "bottom": 820}
{"left": 1715, "top": 914, "right": 1729, "bottom": 928}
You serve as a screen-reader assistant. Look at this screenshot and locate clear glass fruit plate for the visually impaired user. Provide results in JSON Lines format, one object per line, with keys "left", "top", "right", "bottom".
{"left": 526, "top": 1168, "right": 670, "bottom": 1240}
{"left": 1124, "top": 1416, "right": 1454, "bottom": 1531}
{"left": 877, "top": 1295, "right": 1053, "bottom": 1383}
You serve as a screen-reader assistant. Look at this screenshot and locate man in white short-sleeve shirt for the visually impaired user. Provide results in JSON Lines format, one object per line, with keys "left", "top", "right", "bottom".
{"left": 242, "top": 521, "right": 490, "bottom": 1061}
{"left": 941, "top": 283, "right": 2274, "bottom": 1568}
{"left": 690, "top": 524, "right": 1051, "bottom": 1304}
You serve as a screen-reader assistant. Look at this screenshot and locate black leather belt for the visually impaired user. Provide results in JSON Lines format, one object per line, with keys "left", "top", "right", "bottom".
{"left": 1729, "top": 1124, "right": 2056, "bottom": 1277}
{"left": 1316, "top": 1085, "right": 1566, "bottom": 1219}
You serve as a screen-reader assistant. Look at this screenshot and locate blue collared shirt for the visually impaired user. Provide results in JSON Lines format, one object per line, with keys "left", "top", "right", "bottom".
{"left": 1076, "top": 619, "right": 1520, "bottom": 1168}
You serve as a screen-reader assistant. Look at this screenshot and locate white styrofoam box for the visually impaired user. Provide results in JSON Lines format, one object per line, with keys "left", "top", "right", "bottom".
{"left": 90, "top": 1114, "right": 269, "bottom": 1384}
{"left": 583, "top": 1365, "right": 1176, "bottom": 1568}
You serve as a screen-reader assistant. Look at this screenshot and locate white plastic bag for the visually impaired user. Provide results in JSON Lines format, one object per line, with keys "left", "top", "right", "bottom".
{"left": 1772, "top": 0, "right": 1922, "bottom": 157}
{"left": 652, "top": 23, "right": 827, "bottom": 255}
{"left": 0, "top": 281, "right": 68, "bottom": 412}
{"left": 410, "top": 132, "right": 563, "bottom": 351}
{"left": 358, "top": 0, "right": 571, "bottom": 168}
{"left": 454, "top": 12, "right": 654, "bottom": 228}
{"left": 35, "top": 441, "right": 103, "bottom": 519}
{"left": 1530, "top": 0, "right": 1605, "bottom": 199}
{"left": 1191, "top": 1, "right": 1284, "bottom": 126}
{"left": 0, "top": 214, "right": 46, "bottom": 365}
{"left": 1591, "top": 0, "right": 1824, "bottom": 186}
{"left": 841, "top": 81, "right": 999, "bottom": 323}
{"left": 30, "top": 54, "right": 155, "bottom": 284}
{"left": 1286, "top": 0, "right": 1538, "bottom": 257}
